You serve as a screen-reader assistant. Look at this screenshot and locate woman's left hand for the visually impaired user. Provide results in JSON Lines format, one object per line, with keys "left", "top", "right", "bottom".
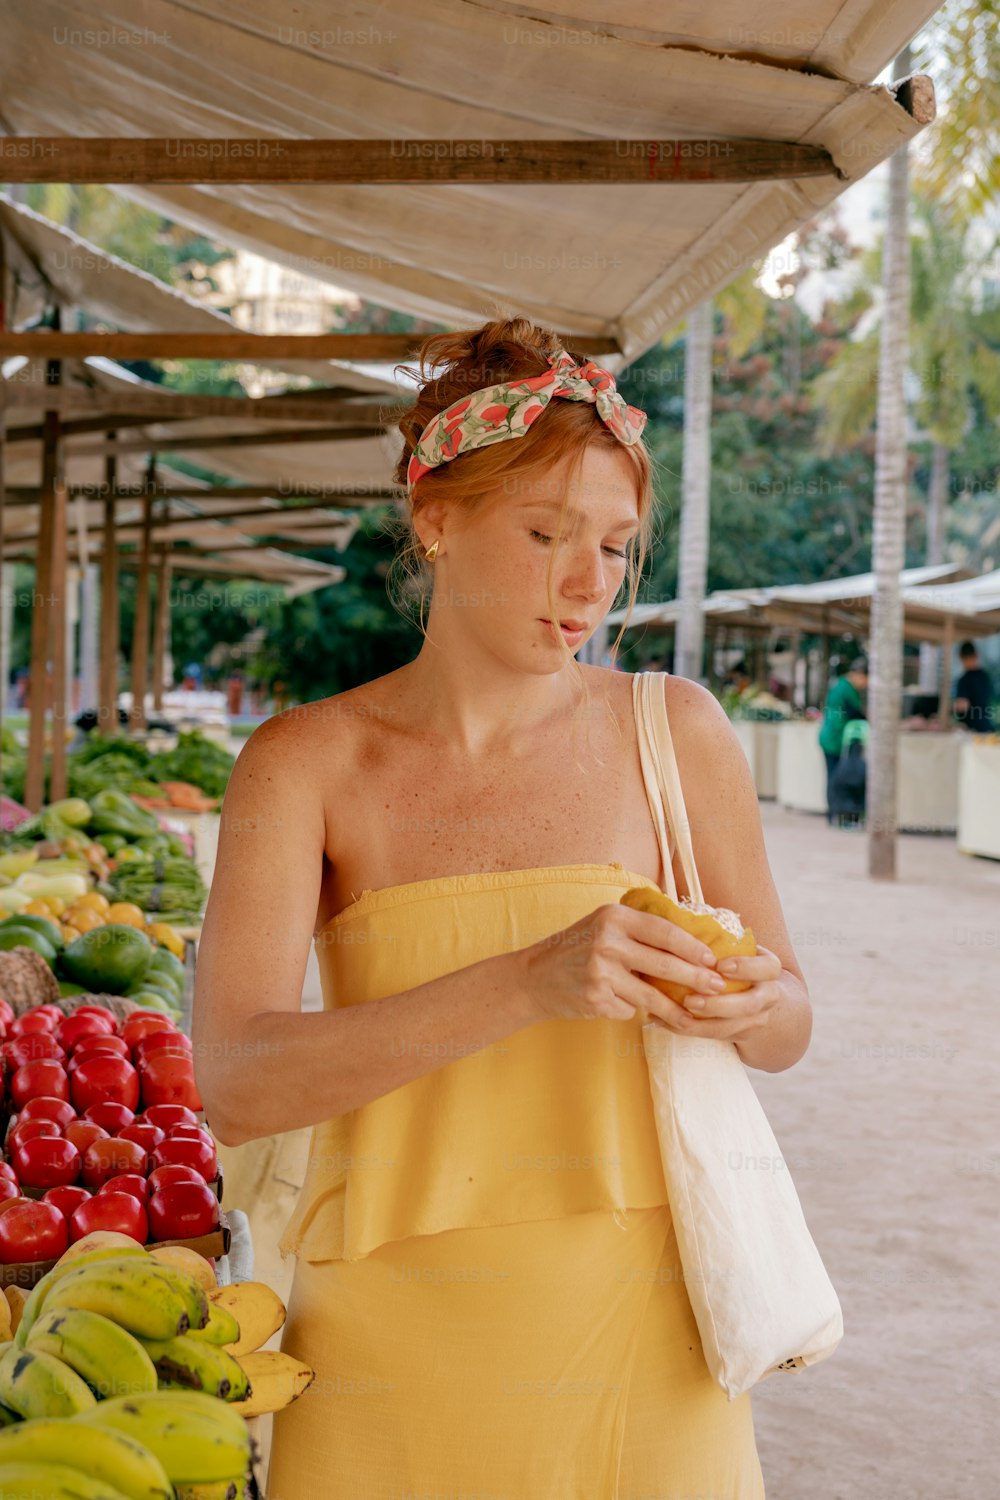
{"left": 646, "top": 944, "right": 786, "bottom": 1044}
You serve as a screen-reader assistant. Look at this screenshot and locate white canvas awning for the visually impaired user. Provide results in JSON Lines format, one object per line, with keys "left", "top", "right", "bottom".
{"left": 0, "top": 0, "right": 941, "bottom": 365}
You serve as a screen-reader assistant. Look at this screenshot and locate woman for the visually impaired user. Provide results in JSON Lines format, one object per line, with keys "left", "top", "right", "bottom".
{"left": 193, "top": 316, "right": 812, "bottom": 1498}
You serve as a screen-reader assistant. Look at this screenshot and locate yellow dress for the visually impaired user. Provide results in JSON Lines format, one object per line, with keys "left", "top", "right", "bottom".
{"left": 267, "top": 680, "right": 765, "bottom": 1499}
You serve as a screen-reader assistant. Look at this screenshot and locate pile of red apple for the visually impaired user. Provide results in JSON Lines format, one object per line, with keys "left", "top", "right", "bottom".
{"left": 0, "top": 1000, "right": 220, "bottom": 1264}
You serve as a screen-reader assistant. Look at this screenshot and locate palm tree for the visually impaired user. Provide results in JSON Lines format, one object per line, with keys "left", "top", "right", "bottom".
{"left": 867, "top": 45, "right": 921, "bottom": 879}
{"left": 673, "top": 298, "right": 713, "bottom": 682}
{"left": 911, "top": 0, "right": 1000, "bottom": 219}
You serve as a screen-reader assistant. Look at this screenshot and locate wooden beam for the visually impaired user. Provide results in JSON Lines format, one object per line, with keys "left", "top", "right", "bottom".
{"left": 129, "top": 486, "right": 154, "bottom": 732}
{"left": 66, "top": 424, "right": 379, "bottom": 457}
{"left": 0, "top": 137, "right": 844, "bottom": 186}
{"left": 0, "top": 383, "right": 398, "bottom": 415}
{"left": 98, "top": 439, "right": 120, "bottom": 735}
{"left": 25, "top": 396, "right": 60, "bottom": 809}
{"left": 4, "top": 395, "right": 409, "bottom": 433}
{"left": 49, "top": 476, "right": 69, "bottom": 800}
{"left": 5, "top": 485, "right": 393, "bottom": 505}
{"left": 939, "top": 613, "right": 955, "bottom": 723}
{"left": 151, "top": 544, "right": 170, "bottom": 711}
{"left": 0, "top": 330, "right": 622, "bottom": 360}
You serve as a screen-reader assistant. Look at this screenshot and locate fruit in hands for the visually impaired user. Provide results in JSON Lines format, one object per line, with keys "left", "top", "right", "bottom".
{"left": 0, "top": 1417, "right": 173, "bottom": 1500}
{"left": 209, "top": 1280, "right": 285, "bottom": 1357}
{"left": 26, "top": 1306, "right": 159, "bottom": 1398}
{"left": 619, "top": 887, "right": 757, "bottom": 1004}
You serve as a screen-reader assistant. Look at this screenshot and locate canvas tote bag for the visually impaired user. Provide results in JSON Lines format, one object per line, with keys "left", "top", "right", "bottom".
{"left": 632, "top": 671, "right": 844, "bottom": 1400}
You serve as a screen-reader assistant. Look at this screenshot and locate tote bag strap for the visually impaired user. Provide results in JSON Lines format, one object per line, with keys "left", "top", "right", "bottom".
{"left": 632, "top": 672, "right": 704, "bottom": 905}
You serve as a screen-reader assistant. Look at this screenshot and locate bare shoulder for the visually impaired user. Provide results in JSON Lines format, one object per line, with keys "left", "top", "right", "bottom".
{"left": 229, "top": 676, "right": 401, "bottom": 786}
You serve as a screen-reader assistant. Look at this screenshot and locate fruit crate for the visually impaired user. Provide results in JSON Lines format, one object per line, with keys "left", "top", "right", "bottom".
{"left": 0, "top": 1206, "right": 233, "bottom": 1289}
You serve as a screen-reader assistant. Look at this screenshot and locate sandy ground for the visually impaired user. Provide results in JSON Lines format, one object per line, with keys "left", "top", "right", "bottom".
{"left": 208, "top": 803, "right": 1000, "bottom": 1497}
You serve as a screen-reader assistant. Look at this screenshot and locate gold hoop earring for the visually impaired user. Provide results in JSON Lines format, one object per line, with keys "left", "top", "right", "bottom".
{"left": 425, "top": 539, "right": 440, "bottom": 562}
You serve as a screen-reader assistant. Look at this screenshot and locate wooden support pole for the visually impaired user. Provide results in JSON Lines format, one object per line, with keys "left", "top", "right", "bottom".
{"left": 25, "top": 384, "right": 61, "bottom": 810}
{"left": 49, "top": 476, "right": 69, "bottom": 800}
{"left": 0, "top": 136, "right": 843, "bottom": 186}
{"left": 129, "top": 482, "right": 155, "bottom": 733}
{"left": 98, "top": 439, "right": 120, "bottom": 735}
{"left": 151, "top": 543, "right": 170, "bottom": 710}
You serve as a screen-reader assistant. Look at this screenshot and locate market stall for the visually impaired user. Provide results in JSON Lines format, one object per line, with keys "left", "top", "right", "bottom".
{"left": 957, "top": 737, "right": 1000, "bottom": 860}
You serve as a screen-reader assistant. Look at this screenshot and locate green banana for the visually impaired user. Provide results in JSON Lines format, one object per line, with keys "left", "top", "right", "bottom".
{"left": 140, "top": 1264, "right": 209, "bottom": 1333}
{"left": 0, "top": 1461, "right": 134, "bottom": 1500}
{"left": 186, "top": 1299, "right": 240, "bottom": 1348}
{"left": 137, "top": 1336, "right": 249, "bottom": 1401}
{"left": 0, "top": 1417, "right": 172, "bottom": 1500}
{"left": 43, "top": 1264, "right": 189, "bottom": 1342}
{"left": 27, "top": 1308, "right": 159, "bottom": 1400}
{"left": 16, "top": 1249, "right": 149, "bottom": 1348}
{"left": 0, "top": 1344, "right": 97, "bottom": 1419}
{"left": 73, "top": 1391, "right": 251, "bottom": 1486}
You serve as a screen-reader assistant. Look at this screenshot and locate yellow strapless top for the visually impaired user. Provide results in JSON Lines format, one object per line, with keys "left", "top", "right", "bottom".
{"left": 277, "top": 861, "right": 673, "bottom": 1263}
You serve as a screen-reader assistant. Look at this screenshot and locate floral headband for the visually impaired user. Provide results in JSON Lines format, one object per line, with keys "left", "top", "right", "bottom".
{"left": 405, "top": 347, "right": 647, "bottom": 498}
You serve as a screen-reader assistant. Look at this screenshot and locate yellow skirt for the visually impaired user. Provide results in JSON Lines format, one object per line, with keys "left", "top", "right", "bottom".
{"left": 266, "top": 1204, "right": 764, "bottom": 1499}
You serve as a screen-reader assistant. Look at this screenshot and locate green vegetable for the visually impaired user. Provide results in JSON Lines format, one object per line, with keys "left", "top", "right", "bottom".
{"left": 58, "top": 980, "right": 87, "bottom": 997}
{"left": 146, "top": 948, "right": 186, "bottom": 994}
{"left": 152, "top": 732, "right": 236, "bottom": 799}
{"left": 86, "top": 789, "right": 160, "bottom": 839}
{"left": 58, "top": 923, "right": 153, "bottom": 994}
{"left": 125, "top": 977, "right": 182, "bottom": 1009}
{"left": 0, "top": 925, "right": 58, "bottom": 963}
{"left": 0, "top": 913, "right": 63, "bottom": 950}
{"left": 108, "top": 858, "right": 207, "bottom": 921}
{"left": 49, "top": 798, "right": 92, "bottom": 828}
{"left": 95, "top": 833, "right": 128, "bottom": 855}
{"left": 125, "top": 991, "right": 178, "bottom": 1016}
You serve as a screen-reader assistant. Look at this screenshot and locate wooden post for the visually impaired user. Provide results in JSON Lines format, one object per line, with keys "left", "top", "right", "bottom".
{"left": 151, "top": 541, "right": 170, "bottom": 710}
{"left": 49, "top": 475, "right": 69, "bottom": 800}
{"left": 99, "top": 441, "right": 120, "bottom": 734}
{"left": 25, "top": 376, "right": 61, "bottom": 810}
{"left": 129, "top": 479, "right": 155, "bottom": 734}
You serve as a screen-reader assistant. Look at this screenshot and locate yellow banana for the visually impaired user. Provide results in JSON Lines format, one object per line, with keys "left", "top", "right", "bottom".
{"left": 139, "top": 1264, "right": 209, "bottom": 1333}
{"left": 227, "top": 1350, "right": 314, "bottom": 1418}
{"left": 16, "top": 1249, "right": 149, "bottom": 1348}
{"left": 73, "top": 1391, "right": 251, "bottom": 1486}
{"left": 43, "top": 1263, "right": 189, "bottom": 1343}
{"left": 137, "top": 1336, "right": 249, "bottom": 1401}
{"left": 0, "top": 1409, "right": 16, "bottom": 1430}
{"left": 27, "top": 1307, "right": 158, "bottom": 1400}
{"left": 0, "top": 1416, "right": 173, "bottom": 1500}
{"left": 186, "top": 1300, "right": 240, "bottom": 1348}
{"left": 0, "top": 1461, "right": 133, "bottom": 1500}
{"left": 210, "top": 1282, "right": 284, "bottom": 1357}
{"left": 175, "top": 1483, "right": 242, "bottom": 1500}
{"left": 0, "top": 1344, "right": 97, "bottom": 1419}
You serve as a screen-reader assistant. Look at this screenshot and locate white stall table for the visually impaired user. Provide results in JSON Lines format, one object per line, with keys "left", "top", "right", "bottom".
{"left": 732, "top": 720, "right": 781, "bottom": 800}
{"left": 775, "top": 720, "right": 962, "bottom": 830}
{"left": 776, "top": 719, "right": 827, "bottom": 813}
{"left": 957, "top": 738, "right": 1000, "bottom": 859}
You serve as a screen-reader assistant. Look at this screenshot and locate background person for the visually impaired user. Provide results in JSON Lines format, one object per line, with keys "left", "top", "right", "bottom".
{"left": 952, "top": 640, "right": 994, "bottom": 734}
{"left": 819, "top": 655, "right": 868, "bottom": 825}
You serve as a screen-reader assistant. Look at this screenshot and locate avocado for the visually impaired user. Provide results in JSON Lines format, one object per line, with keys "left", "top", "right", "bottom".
{"left": 0, "top": 925, "right": 58, "bottom": 964}
{"left": 0, "top": 914, "right": 63, "bottom": 950}
{"left": 58, "top": 923, "right": 153, "bottom": 995}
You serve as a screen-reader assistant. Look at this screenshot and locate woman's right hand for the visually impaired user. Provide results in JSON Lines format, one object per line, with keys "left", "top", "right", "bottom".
{"left": 515, "top": 901, "right": 728, "bottom": 1028}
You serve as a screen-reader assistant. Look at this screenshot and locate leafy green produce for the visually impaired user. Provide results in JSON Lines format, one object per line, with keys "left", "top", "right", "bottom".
{"left": 109, "top": 856, "right": 207, "bottom": 922}
{"left": 86, "top": 789, "right": 161, "bottom": 839}
{"left": 151, "top": 731, "right": 236, "bottom": 798}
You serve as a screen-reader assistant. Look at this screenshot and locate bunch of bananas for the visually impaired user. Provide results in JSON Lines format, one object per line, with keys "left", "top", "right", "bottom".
{"left": 0, "top": 1233, "right": 315, "bottom": 1496}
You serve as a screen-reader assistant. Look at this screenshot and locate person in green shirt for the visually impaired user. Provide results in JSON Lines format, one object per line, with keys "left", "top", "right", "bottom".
{"left": 819, "top": 656, "right": 868, "bottom": 825}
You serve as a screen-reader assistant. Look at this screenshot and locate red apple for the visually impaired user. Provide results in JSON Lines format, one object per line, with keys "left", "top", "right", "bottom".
{"left": 119, "top": 1014, "right": 177, "bottom": 1050}
{"left": 116, "top": 1122, "right": 164, "bottom": 1155}
{"left": 57, "top": 1013, "right": 115, "bottom": 1052}
{"left": 17, "top": 1096, "right": 76, "bottom": 1131}
{"left": 10, "top": 1011, "right": 57, "bottom": 1037}
{"left": 42, "top": 1183, "right": 91, "bottom": 1219}
{"left": 64, "top": 1120, "right": 110, "bottom": 1155}
{"left": 8, "top": 1118, "right": 63, "bottom": 1149}
{"left": 150, "top": 1136, "right": 217, "bottom": 1183}
{"left": 137, "top": 1052, "right": 201, "bottom": 1113}
{"left": 96, "top": 1172, "right": 148, "bottom": 1204}
{"left": 148, "top": 1180, "right": 219, "bottom": 1242}
{"left": 140, "top": 1104, "right": 198, "bottom": 1132}
{"left": 11, "top": 1136, "right": 81, "bottom": 1190}
{"left": 70, "top": 1056, "right": 139, "bottom": 1115}
{"left": 147, "top": 1164, "right": 203, "bottom": 1194}
{"left": 70, "top": 1192, "right": 147, "bottom": 1246}
{"left": 0, "top": 1199, "right": 68, "bottom": 1262}
{"left": 69, "top": 1036, "right": 130, "bottom": 1062}
{"left": 82, "top": 1101, "right": 135, "bottom": 1133}
{"left": 11, "top": 1060, "right": 69, "bottom": 1109}
{"left": 3, "top": 1034, "right": 66, "bottom": 1071}
{"left": 81, "top": 1136, "right": 148, "bottom": 1192}
{"left": 133, "top": 1032, "right": 192, "bottom": 1063}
